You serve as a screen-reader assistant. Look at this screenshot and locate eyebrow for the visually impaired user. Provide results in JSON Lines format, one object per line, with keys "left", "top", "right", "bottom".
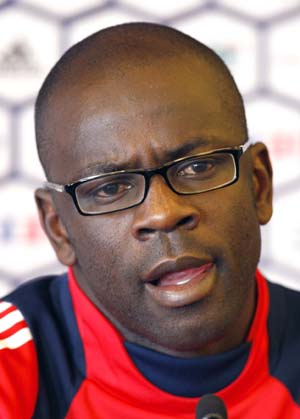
{"left": 80, "top": 137, "right": 212, "bottom": 176}
{"left": 163, "top": 138, "right": 210, "bottom": 162}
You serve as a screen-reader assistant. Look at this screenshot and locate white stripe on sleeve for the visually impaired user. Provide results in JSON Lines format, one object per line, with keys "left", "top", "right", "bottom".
{"left": 0, "top": 310, "right": 24, "bottom": 333}
{"left": 0, "top": 301, "right": 12, "bottom": 313}
{"left": 0, "top": 327, "right": 33, "bottom": 350}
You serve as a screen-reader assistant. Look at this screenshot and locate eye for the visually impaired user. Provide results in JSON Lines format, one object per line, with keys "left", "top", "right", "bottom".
{"left": 92, "top": 181, "right": 133, "bottom": 199}
{"left": 75, "top": 173, "right": 145, "bottom": 212}
{"left": 177, "top": 158, "right": 215, "bottom": 177}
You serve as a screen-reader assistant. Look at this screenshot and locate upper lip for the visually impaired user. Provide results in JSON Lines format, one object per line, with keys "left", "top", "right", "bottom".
{"left": 142, "top": 256, "right": 214, "bottom": 284}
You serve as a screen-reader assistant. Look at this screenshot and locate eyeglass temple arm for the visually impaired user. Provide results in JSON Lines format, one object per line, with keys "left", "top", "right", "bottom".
{"left": 241, "top": 138, "right": 252, "bottom": 152}
{"left": 43, "top": 181, "right": 64, "bottom": 192}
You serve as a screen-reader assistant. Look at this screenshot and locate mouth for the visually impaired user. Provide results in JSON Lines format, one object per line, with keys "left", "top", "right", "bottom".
{"left": 143, "top": 257, "right": 215, "bottom": 308}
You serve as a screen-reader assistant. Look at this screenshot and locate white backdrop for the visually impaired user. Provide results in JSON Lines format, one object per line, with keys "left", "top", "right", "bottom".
{"left": 0, "top": 0, "right": 299, "bottom": 295}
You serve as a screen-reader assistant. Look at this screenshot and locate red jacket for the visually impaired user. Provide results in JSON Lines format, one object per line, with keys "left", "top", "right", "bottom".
{"left": 1, "top": 270, "right": 300, "bottom": 418}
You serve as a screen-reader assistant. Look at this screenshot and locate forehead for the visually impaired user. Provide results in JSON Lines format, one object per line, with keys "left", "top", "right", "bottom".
{"left": 47, "top": 56, "right": 244, "bottom": 181}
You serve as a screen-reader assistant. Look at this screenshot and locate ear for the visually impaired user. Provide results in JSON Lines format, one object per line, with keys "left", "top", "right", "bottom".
{"left": 250, "top": 142, "right": 273, "bottom": 225}
{"left": 35, "top": 188, "right": 76, "bottom": 266}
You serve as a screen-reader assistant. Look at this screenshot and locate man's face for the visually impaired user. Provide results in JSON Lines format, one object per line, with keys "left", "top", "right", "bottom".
{"left": 42, "top": 55, "right": 271, "bottom": 356}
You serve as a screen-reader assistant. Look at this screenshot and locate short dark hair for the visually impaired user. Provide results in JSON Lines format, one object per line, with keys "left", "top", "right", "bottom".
{"left": 35, "top": 22, "right": 247, "bottom": 177}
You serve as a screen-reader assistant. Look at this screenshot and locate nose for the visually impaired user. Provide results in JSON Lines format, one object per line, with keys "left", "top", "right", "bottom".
{"left": 131, "top": 175, "right": 200, "bottom": 241}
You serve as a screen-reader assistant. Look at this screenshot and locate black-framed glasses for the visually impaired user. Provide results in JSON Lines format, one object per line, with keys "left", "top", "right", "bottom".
{"left": 44, "top": 140, "right": 252, "bottom": 215}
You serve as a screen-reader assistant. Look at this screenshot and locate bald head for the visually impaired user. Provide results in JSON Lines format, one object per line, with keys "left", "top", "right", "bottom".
{"left": 35, "top": 22, "right": 247, "bottom": 178}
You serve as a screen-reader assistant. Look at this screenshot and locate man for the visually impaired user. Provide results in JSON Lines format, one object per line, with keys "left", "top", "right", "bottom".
{"left": 0, "top": 22, "right": 299, "bottom": 419}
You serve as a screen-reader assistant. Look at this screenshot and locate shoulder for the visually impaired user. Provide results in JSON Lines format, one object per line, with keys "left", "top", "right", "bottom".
{"left": 0, "top": 300, "right": 38, "bottom": 419}
{"left": 3, "top": 273, "right": 73, "bottom": 339}
{"left": 267, "top": 280, "right": 300, "bottom": 404}
{"left": 269, "top": 281, "right": 300, "bottom": 358}
{"left": 2, "top": 273, "right": 86, "bottom": 418}
{"left": 267, "top": 280, "right": 300, "bottom": 341}
{"left": 2, "top": 272, "right": 81, "bottom": 365}
{"left": 3, "top": 273, "right": 68, "bottom": 315}
{"left": 267, "top": 280, "right": 300, "bottom": 351}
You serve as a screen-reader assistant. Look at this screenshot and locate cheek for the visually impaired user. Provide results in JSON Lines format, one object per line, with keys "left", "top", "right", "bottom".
{"left": 70, "top": 213, "right": 139, "bottom": 282}
{"left": 70, "top": 213, "right": 154, "bottom": 333}
{"left": 206, "top": 182, "right": 261, "bottom": 272}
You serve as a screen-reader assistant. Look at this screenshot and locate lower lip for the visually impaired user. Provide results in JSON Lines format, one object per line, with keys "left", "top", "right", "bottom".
{"left": 145, "top": 263, "right": 215, "bottom": 308}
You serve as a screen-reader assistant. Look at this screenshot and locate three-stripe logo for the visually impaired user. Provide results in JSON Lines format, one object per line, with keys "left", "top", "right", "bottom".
{"left": 0, "top": 301, "right": 33, "bottom": 350}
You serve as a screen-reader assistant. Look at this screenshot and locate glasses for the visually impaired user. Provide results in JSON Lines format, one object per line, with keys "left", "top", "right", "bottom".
{"left": 44, "top": 140, "right": 251, "bottom": 216}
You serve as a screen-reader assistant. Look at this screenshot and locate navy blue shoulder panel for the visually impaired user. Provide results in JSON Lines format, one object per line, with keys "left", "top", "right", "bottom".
{"left": 267, "top": 281, "right": 300, "bottom": 404}
{"left": 4, "top": 274, "right": 86, "bottom": 419}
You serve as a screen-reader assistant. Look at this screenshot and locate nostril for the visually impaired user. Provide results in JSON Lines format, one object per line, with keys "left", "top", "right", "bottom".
{"left": 177, "top": 215, "right": 196, "bottom": 228}
{"left": 138, "top": 227, "right": 156, "bottom": 239}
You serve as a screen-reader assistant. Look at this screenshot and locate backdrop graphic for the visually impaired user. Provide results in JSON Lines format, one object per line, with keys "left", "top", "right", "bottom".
{"left": 0, "top": 0, "right": 299, "bottom": 295}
